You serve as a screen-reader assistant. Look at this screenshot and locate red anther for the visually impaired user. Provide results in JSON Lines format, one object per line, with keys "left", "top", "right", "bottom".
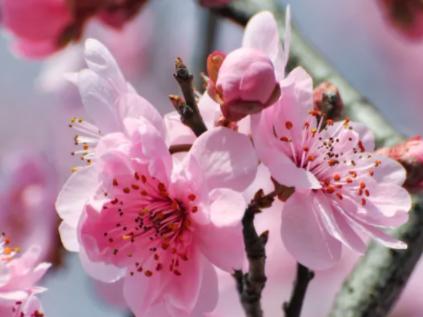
{"left": 285, "top": 121, "right": 293, "bottom": 129}
{"left": 328, "top": 159, "right": 339, "bottom": 166}
{"left": 326, "top": 186, "right": 335, "bottom": 194}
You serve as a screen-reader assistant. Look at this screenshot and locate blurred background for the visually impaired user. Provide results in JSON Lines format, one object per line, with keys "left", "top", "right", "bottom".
{"left": 0, "top": 0, "right": 422, "bottom": 316}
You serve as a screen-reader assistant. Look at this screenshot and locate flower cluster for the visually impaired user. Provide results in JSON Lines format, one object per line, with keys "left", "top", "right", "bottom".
{"left": 52, "top": 8, "right": 411, "bottom": 317}
{"left": 0, "top": 235, "right": 50, "bottom": 317}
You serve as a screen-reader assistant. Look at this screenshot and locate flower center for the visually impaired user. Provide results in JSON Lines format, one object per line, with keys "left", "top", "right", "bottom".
{"left": 276, "top": 112, "right": 381, "bottom": 205}
{"left": 0, "top": 233, "right": 19, "bottom": 263}
{"left": 97, "top": 171, "right": 199, "bottom": 278}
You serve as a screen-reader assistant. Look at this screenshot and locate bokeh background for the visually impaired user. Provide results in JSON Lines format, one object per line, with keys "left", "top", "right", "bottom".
{"left": 1, "top": 0, "right": 422, "bottom": 316}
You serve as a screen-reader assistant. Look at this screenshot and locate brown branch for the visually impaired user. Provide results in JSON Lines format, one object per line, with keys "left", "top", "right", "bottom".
{"left": 234, "top": 189, "right": 281, "bottom": 317}
{"left": 169, "top": 143, "right": 192, "bottom": 154}
{"left": 283, "top": 263, "right": 315, "bottom": 317}
{"left": 211, "top": 1, "right": 423, "bottom": 316}
{"left": 172, "top": 58, "right": 208, "bottom": 137}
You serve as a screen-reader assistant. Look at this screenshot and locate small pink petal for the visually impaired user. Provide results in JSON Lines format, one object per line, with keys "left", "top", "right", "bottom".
{"left": 197, "top": 188, "right": 245, "bottom": 271}
{"left": 56, "top": 166, "right": 99, "bottom": 228}
{"left": 281, "top": 193, "right": 342, "bottom": 270}
{"left": 188, "top": 127, "right": 258, "bottom": 191}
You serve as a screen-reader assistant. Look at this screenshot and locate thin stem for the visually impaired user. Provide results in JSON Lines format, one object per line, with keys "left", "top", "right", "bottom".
{"left": 234, "top": 189, "right": 283, "bottom": 317}
{"left": 172, "top": 58, "right": 208, "bottom": 137}
{"left": 283, "top": 263, "right": 315, "bottom": 317}
{"left": 234, "top": 204, "right": 267, "bottom": 317}
{"left": 169, "top": 143, "right": 192, "bottom": 154}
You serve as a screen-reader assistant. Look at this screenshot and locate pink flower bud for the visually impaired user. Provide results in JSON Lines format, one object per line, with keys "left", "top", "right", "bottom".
{"left": 379, "top": 136, "right": 423, "bottom": 189}
{"left": 379, "top": 136, "right": 423, "bottom": 163}
{"left": 378, "top": 0, "right": 423, "bottom": 40}
{"left": 210, "top": 48, "right": 281, "bottom": 121}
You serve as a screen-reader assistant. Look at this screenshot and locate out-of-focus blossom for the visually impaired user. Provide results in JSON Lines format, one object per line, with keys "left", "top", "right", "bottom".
{"left": 199, "top": 0, "right": 232, "bottom": 8}
{"left": 0, "top": 152, "right": 58, "bottom": 262}
{"left": 0, "top": 239, "right": 50, "bottom": 317}
{"left": 207, "top": 10, "right": 291, "bottom": 121}
{"left": 2, "top": 0, "right": 74, "bottom": 58}
{"left": 56, "top": 39, "right": 258, "bottom": 316}
{"left": 377, "top": 0, "right": 423, "bottom": 40}
{"left": 251, "top": 66, "right": 411, "bottom": 270}
{"left": 1, "top": 0, "right": 147, "bottom": 58}
{"left": 378, "top": 136, "right": 423, "bottom": 189}
{"left": 96, "top": 0, "right": 147, "bottom": 30}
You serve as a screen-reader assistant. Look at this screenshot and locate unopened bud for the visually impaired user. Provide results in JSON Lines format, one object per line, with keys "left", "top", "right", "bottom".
{"left": 313, "top": 81, "right": 343, "bottom": 121}
{"left": 379, "top": 136, "right": 423, "bottom": 189}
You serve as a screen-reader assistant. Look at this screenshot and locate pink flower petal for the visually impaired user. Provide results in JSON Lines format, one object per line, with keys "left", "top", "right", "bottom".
{"left": 79, "top": 246, "right": 126, "bottom": 283}
{"left": 124, "top": 117, "right": 172, "bottom": 182}
{"left": 367, "top": 182, "right": 411, "bottom": 217}
{"left": 316, "top": 194, "right": 367, "bottom": 253}
{"left": 242, "top": 10, "right": 290, "bottom": 80}
{"left": 197, "top": 188, "right": 245, "bottom": 271}
{"left": 165, "top": 249, "right": 204, "bottom": 315}
{"left": 84, "top": 39, "right": 126, "bottom": 93}
{"left": 75, "top": 69, "right": 123, "bottom": 133}
{"left": 123, "top": 271, "right": 170, "bottom": 317}
{"left": 192, "top": 261, "right": 218, "bottom": 316}
{"left": 250, "top": 116, "right": 321, "bottom": 191}
{"left": 188, "top": 127, "right": 258, "bottom": 191}
{"left": 56, "top": 166, "right": 99, "bottom": 228}
{"left": 281, "top": 193, "right": 342, "bottom": 270}
{"left": 164, "top": 111, "right": 196, "bottom": 145}
{"left": 372, "top": 155, "right": 407, "bottom": 185}
{"left": 118, "top": 92, "right": 165, "bottom": 138}
{"left": 58, "top": 221, "right": 79, "bottom": 252}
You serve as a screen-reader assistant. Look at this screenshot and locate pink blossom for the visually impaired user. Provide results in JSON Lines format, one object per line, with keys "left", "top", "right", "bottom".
{"left": 0, "top": 152, "right": 58, "bottom": 262}
{"left": 251, "top": 67, "right": 411, "bottom": 270}
{"left": 379, "top": 135, "right": 423, "bottom": 163}
{"left": 2, "top": 0, "right": 73, "bottom": 58}
{"left": 199, "top": 0, "right": 232, "bottom": 7}
{"left": 377, "top": 0, "right": 423, "bottom": 40}
{"left": 56, "top": 39, "right": 258, "bottom": 316}
{"left": 207, "top": 10, "right": 291, "bottom": 121}
{"left": 0, "top": 239, "right": 50, "bottom": 317}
